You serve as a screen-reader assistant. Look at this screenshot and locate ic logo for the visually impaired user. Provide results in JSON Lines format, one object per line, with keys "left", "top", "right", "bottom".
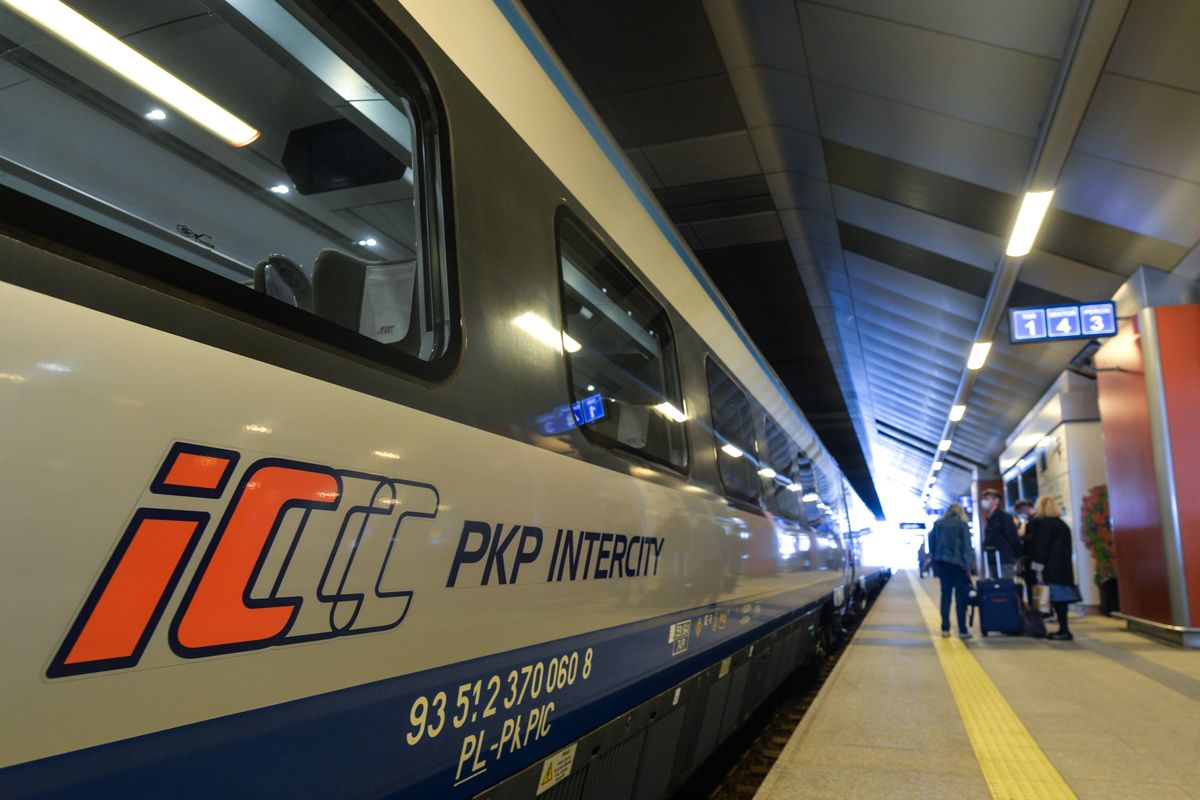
{"left": 48, "top": 442, "right": 439, "bottom": 678}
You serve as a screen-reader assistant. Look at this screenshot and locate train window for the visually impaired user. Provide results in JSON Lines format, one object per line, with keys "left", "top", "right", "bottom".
{"left": 557, "top": 213, "right": 687, "bottom": 471}
{"left": 0, "top": 0, "right": 452, "bottom": 370}
{"left": 706, "top": 358, "right": 759, "bottom": 503}
{"left": 764, "top": 418, "right": 803, "bottom": 519}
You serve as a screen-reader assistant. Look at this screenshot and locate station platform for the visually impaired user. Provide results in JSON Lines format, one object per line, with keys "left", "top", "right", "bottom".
{"left": 755, "top": 571, "right": 1200, "bottom": 800}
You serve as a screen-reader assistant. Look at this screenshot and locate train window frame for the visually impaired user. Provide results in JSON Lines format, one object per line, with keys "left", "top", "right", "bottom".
{"left": 705, "top": 356, "right": 762, "bottom": 505}
{"left": 553, "top": 206, "right": 690, "bottom": 475}
{"left": 0, "top": 0, "right": 460, "bottom": 384}
{"left": 763, "top": 416, "right": 803, "bottom": 520}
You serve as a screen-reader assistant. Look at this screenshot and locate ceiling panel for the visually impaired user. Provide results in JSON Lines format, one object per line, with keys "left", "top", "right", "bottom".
{"left": 1105, "top": 0, "right": 1200, "bottom": 93}
{"left": 810, "top": 0, "right": 1078, "bottom": 59}
{"left": 640, "top": 131, "right": 761, "bottom": 185}
{"left": 814, "top": 85, "right": 1034, "bottom": 194}
{"left": 797, "top": 2, "right": 1059, "bottom": 137}
{"left": 1074, "top": 74, "right": 1200, "bottom": 185}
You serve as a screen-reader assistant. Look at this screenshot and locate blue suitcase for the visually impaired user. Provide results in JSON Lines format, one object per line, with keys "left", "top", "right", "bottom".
{"left": 978, "top": 550, "right": 1021, "bottom": 636}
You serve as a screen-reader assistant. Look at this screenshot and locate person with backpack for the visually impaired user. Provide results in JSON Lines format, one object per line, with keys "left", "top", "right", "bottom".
{"left": 1026, "top": 495, "right": 1081, "bottom": 641}
{"left": 929, "top": 504, "right": 974, "bottom": 639}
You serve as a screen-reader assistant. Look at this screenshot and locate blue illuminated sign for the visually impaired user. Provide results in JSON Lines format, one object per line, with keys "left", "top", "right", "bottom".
{"left": 536, "top": 393, "right": 607, "bottom": 435}
{"left": 1046, "top": 306, "right": 1081, "bottom": 338}
{"left": 1011, "top": 308, "right": 1047, "bottom": 342}
{"left": 1009, "top": 301, "right": 1117, "bottom": 343}
{"left": 573, "top": 393, "right": 606, "bottom": 425}
{"left": 1079, "top": 303, "right": 1117, "bottom": 336}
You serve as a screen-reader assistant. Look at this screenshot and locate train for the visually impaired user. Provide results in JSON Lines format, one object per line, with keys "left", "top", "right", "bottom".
{"left": 0, "top": 0, "right": 888, "bottom": 797}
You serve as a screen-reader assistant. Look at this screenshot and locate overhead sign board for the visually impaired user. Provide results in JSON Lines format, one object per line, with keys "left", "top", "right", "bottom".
{"left": 1009, "top": 301, "right": 1117, "bottom": 343}
{"left": 898, "top": 522, "right": 926, "bottom": 530}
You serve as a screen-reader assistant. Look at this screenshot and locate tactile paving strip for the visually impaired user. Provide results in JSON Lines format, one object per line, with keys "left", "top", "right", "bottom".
{"left": 909, "top": 572, "right": 1077, "bottom": 800}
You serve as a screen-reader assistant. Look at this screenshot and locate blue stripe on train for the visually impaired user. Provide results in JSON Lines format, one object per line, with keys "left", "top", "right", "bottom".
{"left": 2, "top": 582, "right": 836, "bottom": 799}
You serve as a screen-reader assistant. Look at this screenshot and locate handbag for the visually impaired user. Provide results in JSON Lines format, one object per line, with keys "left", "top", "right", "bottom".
{"left": 1033, "top": 583, "right": 1051, "bottom": 614}
{"left": 1049, "top": 583, "right": 1083, "bottom": 604}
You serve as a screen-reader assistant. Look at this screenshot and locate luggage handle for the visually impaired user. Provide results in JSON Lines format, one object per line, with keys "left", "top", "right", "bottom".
{"left": 984, "top": 547, "right": 1002, "bottom": 579}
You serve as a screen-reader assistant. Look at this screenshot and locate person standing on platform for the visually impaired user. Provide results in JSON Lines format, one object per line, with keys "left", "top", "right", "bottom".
{"left": 1026, "top": 495, "right": 1080, "bottom": 641}
{"left": 1012, "top": 498, "right": 1037, "bottom": 605}
{"left": 918, "top": 539, "right": 930, "bottom": 578}
{"left": 929, "top": 503, "right": 974, "bottom": 639}
{"left": 980, "top": 488, "right": 1021, "bottom": 580}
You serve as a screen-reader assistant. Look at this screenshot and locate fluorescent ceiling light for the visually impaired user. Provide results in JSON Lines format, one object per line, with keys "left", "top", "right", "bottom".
{"left": 144, "top": 108, "right": 166, "bottom": 121}
{"left": 757, "top": 467, "right": 777, "bottom": 479}
{"left": 938, "top": 439, "right": 952, "bottom": 451}
{"left": 721, "top": 443, "right": 743, "bottom": 458}
{"left": 802, "top": 492, "right": 820, "bottom": 503}
{"left": 1005, "top": 189, "right": 1055, "bottom": 257}
{"left": 37, "top": 362, "right": 72, "bottom": 373}
{"left": 2, "top": 0, "right": 261, "bottom": 147}
{"left": 653, "top": 402, "right": 688, "bottom": 423}
{"left": 967, "top": 341, "right": 991, "bottom": 370}
{"left": 514, "top": 312, "right": 580, "bottom": 354}
{"left": 949, "top": 404, "right": 966, "bottom": 422}
{"left": 269, "top": 184, "right": 290, "bottom": 195}
{"left": 244, "top": 423, "right": 272, "bottom": 434}
{"left": 932, "top": 461, "right": 944, "bottom": 471}
{"left": 357, "top": 238, "right": 378, "bottom": 247}
{"left": 372, "top": 450, "right": 401, "bottom": 460}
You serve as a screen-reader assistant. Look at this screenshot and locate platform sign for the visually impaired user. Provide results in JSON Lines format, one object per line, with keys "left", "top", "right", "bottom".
{"left": 1046, "top": 306, "right": 1081, "bottom": 338}
{"left": 898, "top": 522, "right": 926, "bottom": 530}
{"left": 1009, "top": 301, "right": 1117, "bottom": 343}
{"left": 1011, "top": 308, "right": 1047, "bottom": 342}
{"left": 1080, "top": 302, "right": 1117, "bottom": 336}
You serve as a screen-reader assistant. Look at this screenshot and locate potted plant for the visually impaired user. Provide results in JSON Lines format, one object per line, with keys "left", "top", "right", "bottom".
{"left": 1081, "top": 485, "right": 1119, "bottom": 615}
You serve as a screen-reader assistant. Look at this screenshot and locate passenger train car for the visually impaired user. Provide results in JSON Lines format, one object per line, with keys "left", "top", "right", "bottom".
{"left": 0, "top": 0, "right": 886, "bottom": 797}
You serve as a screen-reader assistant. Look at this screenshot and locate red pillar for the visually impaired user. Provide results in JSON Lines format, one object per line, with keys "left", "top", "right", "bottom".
{"left": 1096, "top": 304, "right": 1200, "bottom": 634}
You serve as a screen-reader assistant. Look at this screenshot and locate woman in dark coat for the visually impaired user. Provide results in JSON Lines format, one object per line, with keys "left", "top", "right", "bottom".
{"left": 929, "top": 503, "right": 974, "bottom": 638}
{"left": 1027, "top": 495, "right": 1079, "bottom": 640}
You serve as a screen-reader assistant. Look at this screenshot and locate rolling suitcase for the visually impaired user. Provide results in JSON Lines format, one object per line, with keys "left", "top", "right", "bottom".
{"left": 978, "top": 550, "right": 1022, "bottom": 636}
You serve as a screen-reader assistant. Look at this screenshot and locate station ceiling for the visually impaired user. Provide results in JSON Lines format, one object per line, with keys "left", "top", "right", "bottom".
{"left": 522, "top": 0, "right": 1200, "bottom": 518}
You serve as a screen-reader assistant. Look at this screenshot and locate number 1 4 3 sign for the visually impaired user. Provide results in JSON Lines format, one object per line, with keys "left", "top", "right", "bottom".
{"left": 1010, "top": 301, "right": 1117, "bottom": 343}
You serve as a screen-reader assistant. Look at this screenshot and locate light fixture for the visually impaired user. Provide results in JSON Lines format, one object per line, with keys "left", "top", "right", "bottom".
{"left": 1005, "top": 189, "right": 1055, "bottom": 257}
{"left": 1, "top": 0, "right": 261, "bottom": 147}
{"left": 372, "top": 450, "right": 401, "bottom": 460}
{"left": 586, "top": 384, "right": 595, "bottom": 392}
{"left": 37, "top": 362, "right": 72, "bottom": 373}
{"left": 244, "top": 423, "right": 272, "bottom": 434}
{"left": 652, "top": 402, "right": 688, "bottom": 423}
{"left": 932, "top": 461, "right": 943, "bottom": 471}
{"left": 0, "top": 372, "right": 26, "bottom": 383}
{"left": 967, "top": 341, "right": 991, "bottom": 370}
{"left": 938, "top": 439, "right": 951, "bottom": 451}
{"left": 513, "top": 312, "right": 581, "bottom": 354}
{"left": 757, "top": 467, "right": 777, "bottom": 479}
{"left": 356, "top": 238, "right": 378, "bottom": 247}
{"left": 949, "top": 404, "right": 966, "bottom": 422}
{"left": 721, "top": 443, "right": 743, "bottom": 458}
{"left": 144, "top": 108, "right": 166, "bottom": 121}
{"left": 269, "top": 184, "right": 290, "bottom": 195}
{"left": 802, "top": 492, "right": 820, "bottom": 503}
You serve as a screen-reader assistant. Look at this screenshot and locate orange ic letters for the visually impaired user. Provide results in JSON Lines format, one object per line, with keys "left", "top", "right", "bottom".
{"left": 173, "top": 463, "right": 340, "bottom": 653}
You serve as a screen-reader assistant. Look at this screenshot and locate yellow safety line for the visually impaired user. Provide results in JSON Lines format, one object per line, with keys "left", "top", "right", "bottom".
{"left": 907, "top": 571, "right": 1076, "bottom": 800}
